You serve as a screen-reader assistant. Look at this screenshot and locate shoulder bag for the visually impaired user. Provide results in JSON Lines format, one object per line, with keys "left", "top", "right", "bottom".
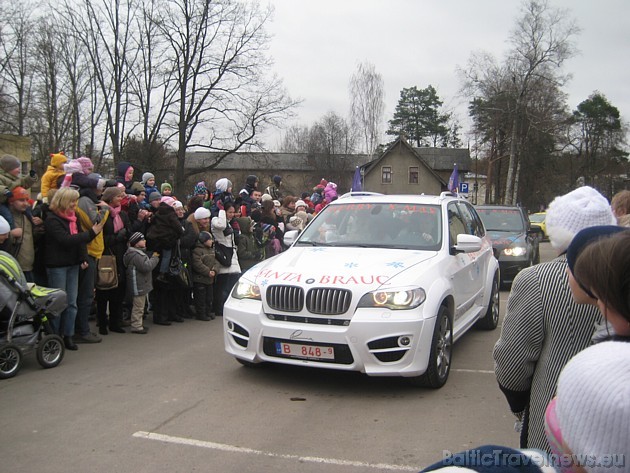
{"left": 96, "top": 252, "right": 118, "bottom": 290}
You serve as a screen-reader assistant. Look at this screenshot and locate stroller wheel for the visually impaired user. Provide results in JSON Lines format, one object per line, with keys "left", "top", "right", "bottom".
{"left": 0, "top": 344, "right": 23, "bottom": 379}
{"left": 37, "top": 335, "right": 65, "bottom": 369}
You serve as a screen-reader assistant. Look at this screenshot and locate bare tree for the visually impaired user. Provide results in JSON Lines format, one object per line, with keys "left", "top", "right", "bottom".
{"left": 349, "top": 61, "right": 384, "bottom": 156}
{"left": 278, "top": 124, "right": 311, "bottom": 153}
{"left": 503, "top": 0, "right": 579, "bottom": 204}
{"left": 0, "top": 1, "right": 38, "bottom": 135}
{"left": 153, "top": 0, "right": 297, "bottom": 190}
{"left": 60, "top": 0, "right": 140, "bottom": 164}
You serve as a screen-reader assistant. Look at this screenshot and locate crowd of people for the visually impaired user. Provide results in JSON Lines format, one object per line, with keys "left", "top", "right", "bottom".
{"left": 0, "top": 152, "right": 340, "bottom": 350}
{"left": 2, "top": 151, "right": 630, "bottom": 472}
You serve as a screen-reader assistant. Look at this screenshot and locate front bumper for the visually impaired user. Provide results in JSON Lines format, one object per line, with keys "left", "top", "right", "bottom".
{"left": 223, "top": 298, "right": 436, "bottom": 378}
{"left": 498, "top": 258, "right": 530, "bottom": 283}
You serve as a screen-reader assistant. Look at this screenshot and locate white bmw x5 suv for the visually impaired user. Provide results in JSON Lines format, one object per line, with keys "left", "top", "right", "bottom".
{"left": 224, "top": 192, "right": 499, "bottom": 388}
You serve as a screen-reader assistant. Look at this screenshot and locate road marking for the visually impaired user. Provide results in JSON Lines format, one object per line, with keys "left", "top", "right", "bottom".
{"left": 133, "top": 431, "right": 418, "bottom": 471}
{"left": 452, "top": 368, "right": 495, "bottom": 374}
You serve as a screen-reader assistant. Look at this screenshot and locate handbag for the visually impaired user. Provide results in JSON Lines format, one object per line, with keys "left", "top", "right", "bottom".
{"left": 168, "top": 243, "right": 191, "bottom": 288}
{"left": 96, "top": 253, "right": 118, "bottom": 290}
{"left": 214, "top": 242, "right": 234, "bottom": 267}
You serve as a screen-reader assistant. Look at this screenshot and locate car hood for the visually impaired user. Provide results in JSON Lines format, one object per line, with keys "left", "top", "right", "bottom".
{"left": 245, "top": 246, "right": 439, "bottom": 290}
{"left": 486, "top": 230, "right": 526, "bottom": 249}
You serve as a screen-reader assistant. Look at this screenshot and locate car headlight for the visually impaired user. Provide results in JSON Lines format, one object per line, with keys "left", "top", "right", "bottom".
{"left": 357, "top": 288, "right": 426, "bottom": 310}
{"left": 231, "top": 280, "right": 261, "bottom": 300}
{"left": 503, "top": 246, "right": 527, "bottom": 257}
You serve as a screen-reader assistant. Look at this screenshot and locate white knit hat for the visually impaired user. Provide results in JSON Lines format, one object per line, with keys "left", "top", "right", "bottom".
{"left": 0, "top": 216, "right": 9, "bottom": 234}
{"left": 261, "top": 193, "right": 272, "bottom": 202}
{"left": 546, "top": 186, "right": 616, "bottom": 253}
{"left": 194, "top": 207, "right": 211, "bottom": 220}
{"left": 295, "top": 199, "right": 306, "bottom": 208}
{"left": 554, "top": 341, "right": 630, "bottom": 473}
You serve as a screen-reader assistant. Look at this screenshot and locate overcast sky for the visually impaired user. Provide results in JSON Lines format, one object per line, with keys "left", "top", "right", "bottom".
{"left": 262, "top": 0, "right": 630, "bottom": 150}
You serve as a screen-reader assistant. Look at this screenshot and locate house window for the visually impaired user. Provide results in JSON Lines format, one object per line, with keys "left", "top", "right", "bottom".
{"left": 409, "top": 166, "right": 419, "bottom": 184}
{"left": 382, "top": 166, "right": 392, "bottom": 184}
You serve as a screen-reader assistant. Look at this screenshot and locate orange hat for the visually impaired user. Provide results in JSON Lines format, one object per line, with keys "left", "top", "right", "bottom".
{"left": 8, "top": 186, "right": 29, "bottom": 202}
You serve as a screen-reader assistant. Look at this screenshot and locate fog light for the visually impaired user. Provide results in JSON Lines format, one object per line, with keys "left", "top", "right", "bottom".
{"left": 227, "top": 321, "right": 234, "bottom": 331}
{"left": 398, "top": 336, "right": 411, "bottom": 347}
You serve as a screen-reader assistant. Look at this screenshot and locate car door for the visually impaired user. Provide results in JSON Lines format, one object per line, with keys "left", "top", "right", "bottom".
{"left": 457, "top": 201, "right": 488, "bottom": 299}
{"left": 446, "top": 202, "right": 476, "bottom": 321}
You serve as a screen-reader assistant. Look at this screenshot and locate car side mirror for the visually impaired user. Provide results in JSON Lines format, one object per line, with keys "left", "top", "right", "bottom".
{"left": 283, "top": 230, "right": 299, "bottom": 246}
{"left": 451, "top": 234, "right": 483, "bottom": 254}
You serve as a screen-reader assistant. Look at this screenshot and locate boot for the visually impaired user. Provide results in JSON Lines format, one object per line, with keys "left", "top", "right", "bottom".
{"left": 64, "top": 336, "right": 78, "bottom": 351}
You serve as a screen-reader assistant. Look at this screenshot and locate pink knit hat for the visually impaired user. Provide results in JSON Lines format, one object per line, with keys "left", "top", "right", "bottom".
{"left": 160, "top": 196, "right": 176, "bottom": 207}
{"left": 76, "top": 157, "right": 94, "bottom": 175}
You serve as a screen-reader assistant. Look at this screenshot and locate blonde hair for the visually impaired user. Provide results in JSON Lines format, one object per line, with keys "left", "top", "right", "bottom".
{"left": 49, "top": 187, "right": 80, "bottom": 213}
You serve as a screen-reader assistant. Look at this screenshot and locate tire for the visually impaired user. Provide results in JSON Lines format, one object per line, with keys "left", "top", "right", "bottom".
{"left": 0, "top": 344, "right": 23, "bottom": 379}
{"left": 36, "top": 334, "right": 65, "bottom": 369}
{"left": 410, "top": 305, "right": 452, "bottom": 389}
{"left": 476, "top": 275, "right": 500, "bottom": 330}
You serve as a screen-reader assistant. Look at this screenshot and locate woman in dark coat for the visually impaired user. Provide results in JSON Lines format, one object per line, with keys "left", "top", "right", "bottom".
{"left": 44, "top": 187, "right": 104, "bottom": 349}
{"left": 95, "top": 186, "right": 131, "bottom": 334}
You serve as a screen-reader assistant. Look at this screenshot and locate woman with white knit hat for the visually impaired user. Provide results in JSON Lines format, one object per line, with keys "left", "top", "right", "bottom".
{"left": 493, "top": 186, "right": 617, "bottom": 453}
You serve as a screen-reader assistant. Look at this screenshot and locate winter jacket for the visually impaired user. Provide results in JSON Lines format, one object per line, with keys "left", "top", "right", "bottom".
{"left": 0, "top": 168, "right": 37, "bottom": 194}
{"left": 180, "top": 214, "right": 209, "bottom": 265}
{"left": 100, "top": 206, "right": 131, "bottom": 286}
{"left": 41, "top": 166, "right": 65, "bottom": 197}
{"left": 493, "top": 255, "right": 603, "bottom": 453}
{"left": 146, "top": 203, "right": 183, "bottom": 251}
{"left": 7, "top": 207, "right": 40, "bottom": 271}
{"left": 210, "top": 209, "right": 240, "bottom": 274}
{"left": 44, "top": 212, "right": 95, "bottom": 267}
{"left": 77, "top": 188, "right": 109, "bottom": 259}
{"left": 323, "top": 182, "right": 338, "bottom": 202}
{"left": 191, "top": 241, "right": 218, "bottom": 285}
{"left": 123, "top": 247, "right": 159, "bottom": 296}
{"left": 144, "top": 184, "right": 159, "bottom": 204}
{"left": 236, "top": 217, "right": 262, "bottom": 271}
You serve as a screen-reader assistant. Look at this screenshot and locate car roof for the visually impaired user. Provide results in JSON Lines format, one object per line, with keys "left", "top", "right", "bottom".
{"left": 334, "top": 192, "right": 462, "bottom": 206}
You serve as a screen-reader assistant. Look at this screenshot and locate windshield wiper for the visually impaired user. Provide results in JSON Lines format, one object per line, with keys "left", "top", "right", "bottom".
{"left": 296, "top": 241, "right": 333, "bottom": 246}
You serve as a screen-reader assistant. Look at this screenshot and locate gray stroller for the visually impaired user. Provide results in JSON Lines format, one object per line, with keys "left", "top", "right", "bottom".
{"left": 0, "top": 250, "right": 67, "bottom": 378}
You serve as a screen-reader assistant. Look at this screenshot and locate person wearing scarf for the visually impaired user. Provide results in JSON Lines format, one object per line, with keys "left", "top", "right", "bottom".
{"left": 96, "top": 186, "right": 131, "bottom": 335}
{"left": 44, "top": 187, "right": 104, "bottom": 350}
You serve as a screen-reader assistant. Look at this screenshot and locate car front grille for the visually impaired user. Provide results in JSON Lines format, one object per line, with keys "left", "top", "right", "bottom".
{"left": 265, "top": 286, "right": 352, "bottom": 315}
{"left": 266, "top": 285, "right": 304, "bottom": 312}
{"left": 306, "top": 288, "right": 352, "bottom": 315}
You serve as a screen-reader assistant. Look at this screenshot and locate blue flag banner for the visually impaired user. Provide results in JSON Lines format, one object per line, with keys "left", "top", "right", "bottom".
{"left": 351, "top": 166, "right": 362, "bottom": 192}
{"left": 448, "top": 164, "right": 459, "bottom": 194}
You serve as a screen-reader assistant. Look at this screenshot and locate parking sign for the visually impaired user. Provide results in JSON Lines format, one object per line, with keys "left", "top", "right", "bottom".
{"left": 459, "top": 182, "right": 469, "bottom": 194}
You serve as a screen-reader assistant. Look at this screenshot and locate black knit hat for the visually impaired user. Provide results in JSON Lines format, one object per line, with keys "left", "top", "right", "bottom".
{"left": 128, "top": 232, "right": 145, "bottom": 247}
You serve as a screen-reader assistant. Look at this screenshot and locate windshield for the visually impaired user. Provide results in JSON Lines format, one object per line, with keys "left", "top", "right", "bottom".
{"left": 477, "top": 208, "right": 525, "bottom": 232}
{"left": 296, "top": 202, "right": 442, "bottom": 250}
{"left": 529, "top": 214, "right": 545, "bottom": 223}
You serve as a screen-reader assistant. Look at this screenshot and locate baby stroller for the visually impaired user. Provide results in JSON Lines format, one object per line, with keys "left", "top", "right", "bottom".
{"left": 0, "top": 251, "right": 67, "bottom": 379}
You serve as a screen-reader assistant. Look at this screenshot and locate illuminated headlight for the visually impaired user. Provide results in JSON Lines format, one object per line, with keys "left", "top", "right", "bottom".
{"left": 503, "top": 246, "right": 527, "bottom": 257}
{"left": 231, "top": 280, "right": 261, "bottom": 300}
{"left": 357, "top": 288, "right": 426, "bottom": 310}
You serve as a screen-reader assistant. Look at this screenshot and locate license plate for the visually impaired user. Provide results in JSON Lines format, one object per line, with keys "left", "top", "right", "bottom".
{"left": 275, "top": 342, "right": 335, "bottom": 360}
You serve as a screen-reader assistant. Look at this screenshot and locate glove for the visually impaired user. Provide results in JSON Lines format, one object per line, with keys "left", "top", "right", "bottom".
{"left": 29, "top": 169, "right": 37, "bottom": 178}
{"left": 223, "top": 225, "right": 233, "bottom": 236}
{"left": 3, "top": 189, "right": 12, "bottom": 199}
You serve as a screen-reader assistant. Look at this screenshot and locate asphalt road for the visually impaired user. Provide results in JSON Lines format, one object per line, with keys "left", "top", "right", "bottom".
{"left": 0, "top": 243, "right": 557, "bottom": 473}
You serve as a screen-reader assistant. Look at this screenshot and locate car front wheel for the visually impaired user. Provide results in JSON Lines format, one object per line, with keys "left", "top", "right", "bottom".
{"left": 409, "top": 305, "right": 452, "bottom": 389}
{"left": 476, "top": 275, "right": 499, "bottom": 330}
